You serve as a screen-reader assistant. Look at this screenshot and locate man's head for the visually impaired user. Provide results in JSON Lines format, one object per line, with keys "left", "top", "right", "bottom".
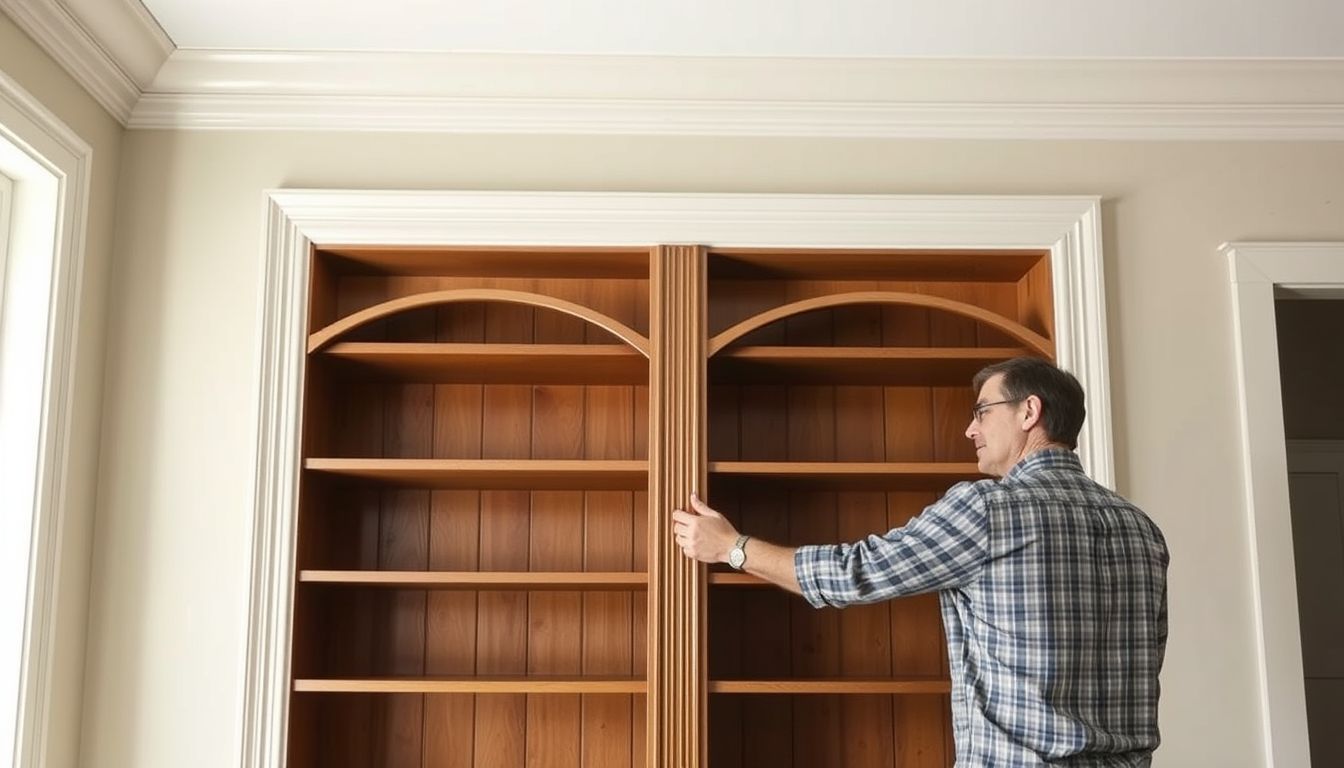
{"left": 964, "top": 357, "right": 1086, "bottom": 477}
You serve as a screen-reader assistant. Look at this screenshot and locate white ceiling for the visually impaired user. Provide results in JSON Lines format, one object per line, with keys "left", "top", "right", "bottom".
{"left": 140, "top": 0, "right": 1344, "bottom": 58}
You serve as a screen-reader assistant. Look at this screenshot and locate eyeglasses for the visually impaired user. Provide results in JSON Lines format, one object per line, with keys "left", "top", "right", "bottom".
{"left": 971, "top": 398, "right": 1023, "bottom": 423}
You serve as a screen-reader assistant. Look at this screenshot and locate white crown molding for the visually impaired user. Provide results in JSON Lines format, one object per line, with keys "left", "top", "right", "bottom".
{"left": 5, "top": 2, "right": 1344, "bottom": 138}
{"left": 63, "top": 0, "right": 173, "bottom": 83}
{"left": 128, "top": 51, "right": 1344, "bottom": 138}
{"left": 0, "top": 0, "right": 172, "bottom": 124}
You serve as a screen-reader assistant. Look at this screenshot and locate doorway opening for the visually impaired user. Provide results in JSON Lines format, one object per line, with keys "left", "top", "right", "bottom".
{"left": 1275, "top": 298, "right": 1344, "bottom": 767}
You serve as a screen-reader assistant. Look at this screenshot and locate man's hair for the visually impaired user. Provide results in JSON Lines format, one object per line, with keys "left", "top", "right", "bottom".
{"left": 972, "top": 357, "right": 1086, "bottom": 449}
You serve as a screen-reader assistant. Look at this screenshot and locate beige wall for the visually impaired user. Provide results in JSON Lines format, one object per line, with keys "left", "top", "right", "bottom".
{"left": 0, "top": 13, "right": 122, "bottom": 768}
{"left": 87, "top": 131, "right": 1344, "bottom": 767}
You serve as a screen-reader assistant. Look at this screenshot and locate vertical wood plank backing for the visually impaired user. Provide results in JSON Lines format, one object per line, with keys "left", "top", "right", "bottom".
{"left": 586, "top": 375, "right": 638, "bottom": 766}
{"left": 529, "top": 286, "right": 587, "bottom": 768}
{"left": 649, "top": 245, "right": 708, "bottom": 768}
{"left": 738, "top": 496, "right": 793, "bottom": 768}
{"left": 971, "top": 283, "right": 1022, "bottom": 348}
{"left": 787, "top": 379, "right": 841, "bottom": 767}
{"left": 477, "top": 303, "right": 533, "bottom": 768}
{"left": 1016, "top": 256, "right": 1055, "bottom": 341}
{"left": 427, "top": 290, "right": 485, "bottom": 768}
{"left": 835, "top": 302, "right": 897, "bottom": 768}
{"left": 377, "top": 376, "right": 432, "bottom": 765}
{"left": 321, "top": 373, "right": 383, "bottom": 766}
{"left": 890, "top": 493, "right": 951, "bottom": 767}
{"left": 583, "top": 491, "right": 635, "bottom": 767}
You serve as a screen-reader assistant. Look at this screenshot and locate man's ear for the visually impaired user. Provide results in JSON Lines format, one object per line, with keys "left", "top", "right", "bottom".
{"left": 1021, "top": 394, "right": 1044, "bottom": 432}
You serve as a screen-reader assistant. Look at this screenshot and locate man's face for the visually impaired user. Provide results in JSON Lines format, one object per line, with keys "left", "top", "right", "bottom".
{"left": 965, "top": 373, "right": 1027, "bottom": 477}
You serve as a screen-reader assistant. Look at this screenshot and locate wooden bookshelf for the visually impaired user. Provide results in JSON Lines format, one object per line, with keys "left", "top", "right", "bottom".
{"left": 316, "top": 245, "right": 650, "bottom": 278}
{"left": 709, "top": 678, "right": 953, "bottom": 695}
{"left": 711, "top": 345, "right": 1032, "bottom": 385}
{"left": 709, "top": 461, "right": 984, "bottom": 490}
{"left": 322, "top": 342, "right": 647, "bottom": 384}
{"left": 288, "top": 242, "right": 1057, "bottom": 768}
{"left": 295, "top": 677, "right": 647, "bottom": 694}
{"left": 299, "top": 570, "right": 648, "bottom": 590}
{"left": 304, "top": 458, "right": 649, "bottom": 490}
{"left": 703, "top": 246, "right": 1055, "bottom": 767}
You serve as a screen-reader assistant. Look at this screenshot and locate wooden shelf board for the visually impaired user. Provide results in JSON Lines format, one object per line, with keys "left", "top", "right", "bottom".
{"left": 300, "top": 570, "right": 648, "bottom": 590}
{"left": 295, "top": 677, "right": 647, "bottom": 694}
{"left": 709, "top": 461, "right": 984, "bottom": 490}
{"left": 709, "top": 678, "right": 951, "bottom": 694}
{"left": 321, "top": 342, "right": 647, "bottom": 384}
{"left": 710, "top": 345, "right": 1030, "bottom": 384}
{"left": 317, "top": 246, "right": 650, "bottom": 279}
{"left": 708, "top": 248, "right": 1044, "bottom": 281}
{"left": 305, "top": 458, "right": 648, "bottom": 490}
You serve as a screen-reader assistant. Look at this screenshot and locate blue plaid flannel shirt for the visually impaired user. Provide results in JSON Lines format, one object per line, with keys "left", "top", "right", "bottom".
{"left": 795, "top": 449, "right": 1169, "bottom": 767}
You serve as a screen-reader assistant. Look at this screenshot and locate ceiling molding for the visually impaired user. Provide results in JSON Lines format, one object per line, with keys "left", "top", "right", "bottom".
{"left": 0, "top": 0, "right": 152, "bottom": 122}
{"left": 127, "top": 91, "right": 1344, "bottom": 139}
{"left": 1, "top": 0, "right": 172, "bottom": 123}
{"left": 128, "top": 52, "right": 1344, "bottom": 138}
{"left": 63, "top": 0, "right": 173, "bottom": 83}
{"left": 5, "top": 1, "right": 1344, "bottom": 138}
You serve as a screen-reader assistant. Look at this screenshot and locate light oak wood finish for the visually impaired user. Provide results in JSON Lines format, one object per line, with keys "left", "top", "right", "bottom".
{"left": 287, "top": 243, "right": 1058, "bottom": 767}
{"left": 307, "top": 288, "right": 652, "bottom": 355}
{"left": 305, "top": 458, "right": 648, "bottom": 490}
{"left": 708, "top": 248, "right": 1044, "bottom": 281}
{"left": 648, "top": 245, "right": 708, "bottom": 768}
{"left": 709, "top": 461, "right": 984, "bottom": 490}
{"left": 320, "top": 245, "right": 651, "bottom": 279}
{"left": 296, "top": 678, "right": 647, "bottom": 694}
{"left": 708, "top": 290, "right": 1053, "bottom": 358}
{"left": 709, "top": 679, "right": 953, "bottom": 694}
{"left": 299, "top": 570, "right": 649, "bottom": 589}
{"left": 711, "top": 345, "right": 1032, "bottom": 385}
{"left": 323, "top": 342, "right": 647, "bottom": 384}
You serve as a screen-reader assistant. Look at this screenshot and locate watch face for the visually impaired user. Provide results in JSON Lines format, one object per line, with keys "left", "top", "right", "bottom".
{"left": 728, "top": 548, "right": 746, "bottom": 569}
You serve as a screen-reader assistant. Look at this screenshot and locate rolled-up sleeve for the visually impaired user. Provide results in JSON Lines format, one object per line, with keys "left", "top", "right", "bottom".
{"left": 795, "top": 481, "right": 992, "bottom": 608}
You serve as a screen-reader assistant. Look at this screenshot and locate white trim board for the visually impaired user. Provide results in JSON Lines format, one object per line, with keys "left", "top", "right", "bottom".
{"left": 127, "top": 54, "right": 1344, "bottom": 138}
{"left": 0, "top": 66, "right": 93, "bottom": 768}
{"left": 241, "top": 190, "right": 1114, "bottom": 767}
{"left": 1225, "top": 241, "right": 1344, "bottom": 768}
{"left": 0, "top": 0, "right": 164, "bottom": 124}
{"left": 3, "top": 0, "right": 1344, "bottom": 139}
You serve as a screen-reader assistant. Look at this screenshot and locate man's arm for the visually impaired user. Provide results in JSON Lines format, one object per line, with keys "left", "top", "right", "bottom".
{"left": 670, "top": 493, "right": 801, "bottom": 595}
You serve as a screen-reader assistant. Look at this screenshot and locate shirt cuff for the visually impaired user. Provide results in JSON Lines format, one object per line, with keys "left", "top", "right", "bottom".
{"left": 794, "top": 544, "right": 830, "bottom": 609}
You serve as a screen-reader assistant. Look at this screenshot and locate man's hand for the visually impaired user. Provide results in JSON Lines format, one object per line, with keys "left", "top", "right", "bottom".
{"left": 671, "top": 492, "right": 739, "bottom": 564}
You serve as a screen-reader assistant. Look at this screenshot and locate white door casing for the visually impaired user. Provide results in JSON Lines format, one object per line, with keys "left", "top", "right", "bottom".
{"left": 241, "top": 191, "right": 1114, "bottom": 767}
{"left": 1226, "top": 242, "right": 1344, "bottom": 768}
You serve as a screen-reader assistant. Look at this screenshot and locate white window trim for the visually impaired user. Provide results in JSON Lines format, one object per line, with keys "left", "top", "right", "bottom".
{"left": 0, "top": 70, "right": 93, "bottom": 768}
{"left": 1225, "top": 242, "right": 1344, "bottom": 768}
{"left": 241, "top": 190, "right": 1113, "bottom": 768}
{"left": 0, "top": 170, "right": 12, "bottom": 317}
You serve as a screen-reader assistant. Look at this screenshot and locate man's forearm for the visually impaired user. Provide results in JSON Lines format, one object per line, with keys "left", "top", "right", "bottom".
{"left": 741, "top": 538, "right": 802, "bottom": 596}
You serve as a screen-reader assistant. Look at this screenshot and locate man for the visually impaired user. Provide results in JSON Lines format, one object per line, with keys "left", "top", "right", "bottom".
{"left": 673, "top": 357, "right": 1168, "bottom": 767}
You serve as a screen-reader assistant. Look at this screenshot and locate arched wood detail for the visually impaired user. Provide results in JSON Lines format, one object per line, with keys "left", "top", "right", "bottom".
{"left": 708, "top": 291, "right": 1054, "bottom": 358}
{"left": 307, "top": 288, "right": 651, "bottom": 356}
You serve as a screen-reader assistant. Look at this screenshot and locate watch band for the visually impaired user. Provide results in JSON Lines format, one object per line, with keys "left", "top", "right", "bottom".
{"left": 730, "top": 534, "right": 751, "bottom": 570}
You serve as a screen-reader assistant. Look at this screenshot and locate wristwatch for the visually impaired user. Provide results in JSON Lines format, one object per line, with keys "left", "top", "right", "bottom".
{"left": 728, "top": 534, "right": 750, "bottom": 571}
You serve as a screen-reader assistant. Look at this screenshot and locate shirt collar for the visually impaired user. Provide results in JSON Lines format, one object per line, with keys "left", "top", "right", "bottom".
{"left": 1002, "top": 446, "right": 1083, "bottom": 483}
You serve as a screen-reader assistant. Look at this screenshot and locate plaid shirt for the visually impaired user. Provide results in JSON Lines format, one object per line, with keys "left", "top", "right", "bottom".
{"left": 795, "top": 449, "right": 1169, "bottom": 767}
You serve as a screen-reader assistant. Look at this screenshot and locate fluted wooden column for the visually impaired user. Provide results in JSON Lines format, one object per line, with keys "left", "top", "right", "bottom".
{"left": 647, "top": 244, "right": 708, "bottom": 768}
